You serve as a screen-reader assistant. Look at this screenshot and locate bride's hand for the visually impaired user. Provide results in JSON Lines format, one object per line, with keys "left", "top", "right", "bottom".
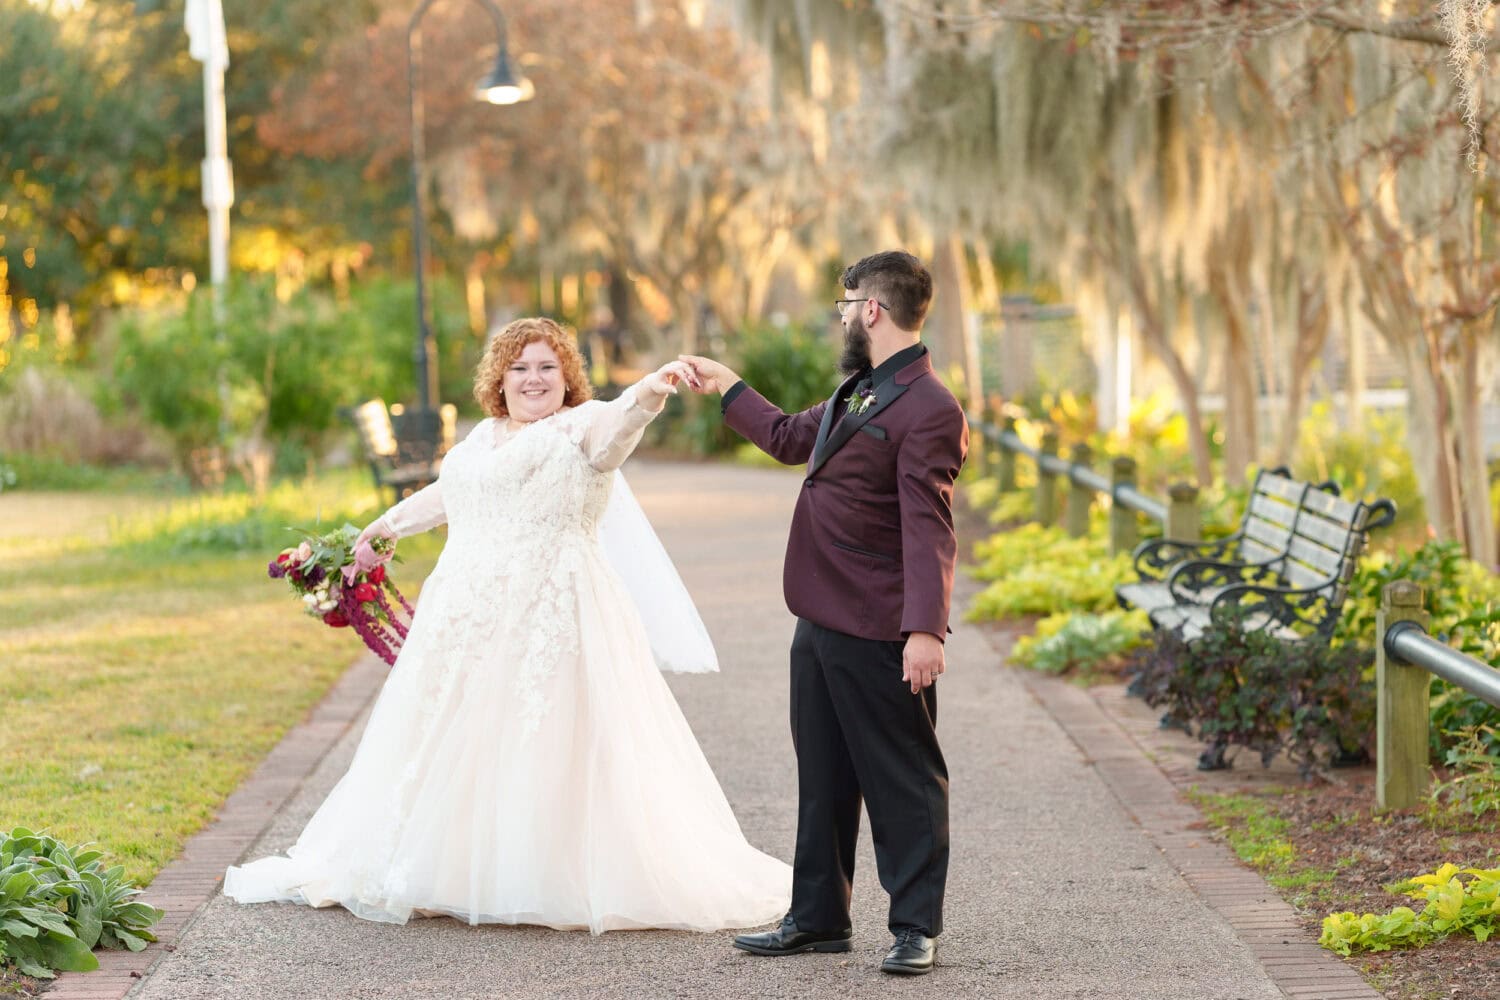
{"left": 642, "top": 360, "right": 701, "bottom": 397}
{"left": 354, "top": 519, "right": 396, "bottom": 573}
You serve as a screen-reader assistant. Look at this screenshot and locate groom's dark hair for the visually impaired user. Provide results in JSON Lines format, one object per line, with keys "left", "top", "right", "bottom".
{"left": 840, "top": 250, "right": 933, "bottom": 332}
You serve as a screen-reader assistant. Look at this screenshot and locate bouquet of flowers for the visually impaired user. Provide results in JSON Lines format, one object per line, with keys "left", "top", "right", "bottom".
{"left": 268, "top": 523, "right": 412, "bottom": 666}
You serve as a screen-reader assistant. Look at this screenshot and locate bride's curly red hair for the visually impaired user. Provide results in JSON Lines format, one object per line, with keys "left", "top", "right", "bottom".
{"left": 474, "top": 317, "right": 594, "bottom": 419}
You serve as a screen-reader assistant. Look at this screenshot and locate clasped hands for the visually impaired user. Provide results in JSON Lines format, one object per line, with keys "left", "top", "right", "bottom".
{"left": 641, "top": 360, "right": 702, "bottom": 400}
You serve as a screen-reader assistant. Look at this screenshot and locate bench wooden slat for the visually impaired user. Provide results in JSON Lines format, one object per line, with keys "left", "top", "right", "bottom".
{"left": 1244, "top": 518, "right": 1294, "bottom": 552}
{"left": 1286, "top": 534, "right": 1348, "bottom": 575}
{"left": 1246, "top": 493, "right": 1301, "bottom": 528}
{"left": 1255, "top": 473, "right": 1306, "bottom": 505}
{"left": 1298, "top": 488, "right": 1363, "bottom": 526}
{"left": 1295, "top": 512, "right": 1365, "bottom": 551}
{"left": 1240, "top": 538, "right": 1284, "bottom": 564}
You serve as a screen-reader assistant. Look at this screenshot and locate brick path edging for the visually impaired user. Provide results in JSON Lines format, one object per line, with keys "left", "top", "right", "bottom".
{"left": 1021, "top": 672, "right": 1382, "bottom": 1000}
{"left": 44, "top": 655, "right": 388, "bottom": 1000}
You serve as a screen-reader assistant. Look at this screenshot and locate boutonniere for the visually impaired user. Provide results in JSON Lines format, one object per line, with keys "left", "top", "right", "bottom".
{"left": 846, "top": 386, "right": 877, "bottom": 416}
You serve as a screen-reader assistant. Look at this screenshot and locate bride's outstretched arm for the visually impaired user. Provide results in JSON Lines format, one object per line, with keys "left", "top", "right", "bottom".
{"left": 354, "top": 481, "right": 447, "bottom": 568}
{"left": 581, "top": 360, "right": 698, "bottom": 472}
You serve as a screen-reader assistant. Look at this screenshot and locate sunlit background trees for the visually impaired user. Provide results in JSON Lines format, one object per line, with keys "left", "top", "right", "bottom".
{"left": 1, "top": 0, "right": 1497, "bottom": 566}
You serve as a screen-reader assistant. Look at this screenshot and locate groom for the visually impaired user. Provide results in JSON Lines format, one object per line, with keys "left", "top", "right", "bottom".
{"left": 682, "top": 250, "right": 967, "bottom": 975}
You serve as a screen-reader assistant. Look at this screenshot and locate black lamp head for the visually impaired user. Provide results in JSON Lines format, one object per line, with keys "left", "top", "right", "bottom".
{"left": 475, "top": 49, "right": 535, "bottom": 105}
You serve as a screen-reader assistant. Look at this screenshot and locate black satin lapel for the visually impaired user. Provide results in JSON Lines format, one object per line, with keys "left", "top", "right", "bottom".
{"left": 807, "top": 379, "right": 910, "bottom": 479}
{"left": 808, "top": 374, "right": 856, "bottom": 470}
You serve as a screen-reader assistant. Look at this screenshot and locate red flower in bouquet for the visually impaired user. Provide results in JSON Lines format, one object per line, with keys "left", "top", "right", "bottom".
{"left": 268, "top": 525, "right": 412, "bottom": 666}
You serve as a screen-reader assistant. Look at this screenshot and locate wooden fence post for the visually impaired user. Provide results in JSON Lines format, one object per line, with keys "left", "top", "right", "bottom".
{"left": 1377, "top": 581, "right": 1431, "bottom": 811}
{"left": 1065, "top": 443, "right": 1092, "bottom": 537}
{"left": 1110, "top": 456, "right": 1139, "bottom": 555}
{"left": 1036, "top": 429, "right": 1059, "bottom": 525}
{"left": 998, "top": 416, "right": 1017, "bottom": 493}
{"left": 1166, "top": 482, "right": 1202, "bottom": 542}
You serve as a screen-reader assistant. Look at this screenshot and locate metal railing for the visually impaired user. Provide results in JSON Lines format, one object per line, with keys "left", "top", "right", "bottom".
{"left": 1376, "top": 580, "right": 1500, "bottom": 810}
{"left": 969, "top": 414, "right": 1201, "bottom": 554}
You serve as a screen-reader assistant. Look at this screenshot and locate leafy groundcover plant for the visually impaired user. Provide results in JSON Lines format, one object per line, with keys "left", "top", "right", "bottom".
{"left": 0, "top": 828, "right": 163, "bottom": 978}
{"left": 967, "top": 523, "right": 1135, "bottom": 618}
{"left": 1010, "top": 610, "right": 1151, "bottom": 678}
{"left": 1321, "top": 864, "right": 1500, "bottom": 955}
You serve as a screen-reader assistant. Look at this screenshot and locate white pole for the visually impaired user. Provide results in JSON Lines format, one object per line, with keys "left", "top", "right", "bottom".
{"left": 187, "top": 0, "right": 233, "bottom": 288}
{"left": 187, "top": 0, "right": 234, "bottom": 464}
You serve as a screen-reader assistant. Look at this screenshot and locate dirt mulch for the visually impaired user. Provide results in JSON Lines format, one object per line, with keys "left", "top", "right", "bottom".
{"left": 0, "top": 969, "right": 42, "bottom": 998}
{"left": 1244, "top": 770, "right": 1500, "bottom": 1000}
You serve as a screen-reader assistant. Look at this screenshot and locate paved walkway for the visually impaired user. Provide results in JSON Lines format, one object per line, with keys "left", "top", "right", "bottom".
{"left": 79, "top": 461, "right": 1371, "bottom": 999}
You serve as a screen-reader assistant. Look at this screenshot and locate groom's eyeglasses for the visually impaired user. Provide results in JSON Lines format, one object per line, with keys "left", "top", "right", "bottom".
{"left": 834, "top": 298, "right": 890, "bottom": 314}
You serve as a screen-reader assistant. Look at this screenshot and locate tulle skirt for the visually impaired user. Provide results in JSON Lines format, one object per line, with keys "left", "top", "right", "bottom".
{"left": 225, "top": 544, "right": 791, "bottom": 932}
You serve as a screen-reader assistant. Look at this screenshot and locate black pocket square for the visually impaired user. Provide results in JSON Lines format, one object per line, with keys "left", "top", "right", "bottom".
{"left": 858, "top": 423, "right": 888, "bottom": 441}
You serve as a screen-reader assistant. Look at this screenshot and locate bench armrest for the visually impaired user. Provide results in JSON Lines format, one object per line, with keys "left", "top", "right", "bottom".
{"left": 1363, "top": 498, "right": 1398, "bottom": 531}
{"left": 1208, "top": 580, "right": 1340, "bottom": 637}
{"left": 1131, "top": 534, "right": 1240, "bottom": 580}
{"left": 1165, "top": 556, "right": 1281, "bottom": 602}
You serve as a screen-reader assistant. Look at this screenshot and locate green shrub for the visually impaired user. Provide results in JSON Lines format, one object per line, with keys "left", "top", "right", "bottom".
{"left": 1011, "top": 610, "right": 1151, "bottom": 678}
{"left": 1128, "top": 616, "right": 1375, "bottom": 777}
{"left": 732, "top": 322, "right": 837, "bottom": 414}
{"left": 966, "top": 523, "right": 1134, "bottom": 617}
{"left": 0, "top": 828, "right": 163, "bottom": 979}
{"left": 1431, "top": 725, "right": 1500, "bottom": 817}
{"left": 104, "top": 275, "right": 472, "bottom": 475}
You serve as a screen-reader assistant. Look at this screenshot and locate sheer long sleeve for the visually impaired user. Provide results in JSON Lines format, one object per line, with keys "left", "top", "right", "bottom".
{"left": 379, "top": 480, "right": 448, "bottom": 538}
{"left": 577, "top": 382, "right": 668, "bottom": 472}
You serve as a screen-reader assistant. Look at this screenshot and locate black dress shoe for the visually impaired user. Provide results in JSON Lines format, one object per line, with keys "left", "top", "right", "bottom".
{"left": 880, "top": 929, "right": 936, "bottom": 974}
{"left": 733, "top": 916, "right": 852, "bottom": 956}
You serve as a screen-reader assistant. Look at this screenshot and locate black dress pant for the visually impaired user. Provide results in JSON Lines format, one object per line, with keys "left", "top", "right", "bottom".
{"left": 788, "top": 617, "right": 949, "bottom": 936}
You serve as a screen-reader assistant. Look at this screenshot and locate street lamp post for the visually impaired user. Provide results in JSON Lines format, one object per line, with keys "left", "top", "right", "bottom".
{"left": 407, "top": 0, "right": 534, "bottom": 418}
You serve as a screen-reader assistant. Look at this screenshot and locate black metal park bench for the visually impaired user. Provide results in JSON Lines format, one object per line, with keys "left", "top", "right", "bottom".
{"left": 346, "top": 399, "right": 456, "bottom": 506}
{"left": 1143, "top": 486, "right": 1397, "bottom": 643}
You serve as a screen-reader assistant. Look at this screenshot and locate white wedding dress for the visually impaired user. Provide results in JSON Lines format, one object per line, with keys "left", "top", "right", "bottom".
{"left": 225, "top": 384, "right": 792, "bottom": 931}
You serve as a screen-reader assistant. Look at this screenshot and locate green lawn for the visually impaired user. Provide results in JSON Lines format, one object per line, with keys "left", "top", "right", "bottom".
{"left": 0, "top": 472, "right": 441, "bottom": 885}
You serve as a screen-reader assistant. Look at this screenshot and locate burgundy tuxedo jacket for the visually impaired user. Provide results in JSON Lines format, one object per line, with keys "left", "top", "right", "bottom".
{"left": 724, "top": 350, "right": 968, "bottom": 642}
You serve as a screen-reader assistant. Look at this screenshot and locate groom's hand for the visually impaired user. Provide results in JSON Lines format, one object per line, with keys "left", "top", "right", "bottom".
{"left": 903, "top": 632, "right": 945, "bottom": 694}
{"left": 678, "top": 355, "right": 741, "bottom": 396}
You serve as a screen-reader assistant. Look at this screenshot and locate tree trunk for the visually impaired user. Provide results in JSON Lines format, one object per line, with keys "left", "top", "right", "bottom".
{"left": 1209, "top": 266, "right": 1257, "bottom": 486}
{"left": 1272, "top": 276, "right": 1330, "bottom": 465}
{"left": 928, "top": 231, "right": 976, "bottom": 403}
{"left": 1398, "top": 336, "right": 1461, "bottom": 543}
{"left": 1456, "top": 327, "right": 1498, "bottom": 568}
{"left": 1126, "top": 263, "right": 1213, "bottom": 485}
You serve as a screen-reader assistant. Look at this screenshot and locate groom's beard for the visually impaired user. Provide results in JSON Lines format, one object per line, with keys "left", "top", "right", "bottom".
{"left": 838, "top": 314, "right": 872, "bottom": 376}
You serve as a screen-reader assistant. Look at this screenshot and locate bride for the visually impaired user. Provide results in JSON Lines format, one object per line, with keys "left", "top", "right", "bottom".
{"left": 225, "top": 317, "right": 791, "bottom": 932}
